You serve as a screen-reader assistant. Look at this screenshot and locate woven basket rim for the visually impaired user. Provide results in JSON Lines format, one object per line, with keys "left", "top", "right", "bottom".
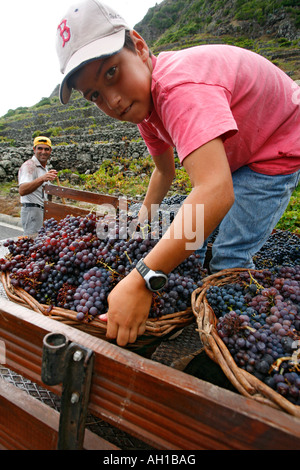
{"left": 1, "top": 271, "right": 194, "bottom": 346}
{"left": 191, "top": 267, "right": 300, "bottom": 418}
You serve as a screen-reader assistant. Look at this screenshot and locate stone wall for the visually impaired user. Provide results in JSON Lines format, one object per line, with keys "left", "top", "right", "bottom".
{"left": 0, "top": 140, "right": 149, "bottom": 181}
{"left": 0, "top": 92, "right": 151, "bottom": 182}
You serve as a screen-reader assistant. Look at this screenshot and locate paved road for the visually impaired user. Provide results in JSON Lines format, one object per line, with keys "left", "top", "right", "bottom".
{"left": 0, "top": 221, "right": 23, "bottom": 241}
{"left": 0, "top": 213, "right": 23, "bottom": 242}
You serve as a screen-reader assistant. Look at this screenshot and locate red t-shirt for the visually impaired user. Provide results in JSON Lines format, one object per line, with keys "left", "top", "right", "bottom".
{"left": 138, "top": 45, "right": 300, "bottom": 175}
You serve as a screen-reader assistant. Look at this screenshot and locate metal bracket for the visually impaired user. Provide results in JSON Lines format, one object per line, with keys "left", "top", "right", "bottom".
{"left": 41, "top": 332, "right": 94, "bottom": 450}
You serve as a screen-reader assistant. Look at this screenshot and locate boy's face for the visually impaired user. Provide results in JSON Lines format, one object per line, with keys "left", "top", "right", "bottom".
{"left": 74, "top": 41, "right": 153, "bottom": 124}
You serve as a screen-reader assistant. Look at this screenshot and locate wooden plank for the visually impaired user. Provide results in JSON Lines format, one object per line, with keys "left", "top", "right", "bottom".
{"left": 44, "top": 201, "right": 95, "bottom": 222}
{"left": 0, "top": 377, "right": 58, "bottom": 450}
{"left": 0, "top": 298, "right": 300, "bottom": 450}
{"left": 44, "top": 183, "right": 133, "bottom": 207}
{"left": 43, "top": 184, "right": 136, "bottom": 222}
{"left": 0, "top": 378, "right": 119, "bottom": 450}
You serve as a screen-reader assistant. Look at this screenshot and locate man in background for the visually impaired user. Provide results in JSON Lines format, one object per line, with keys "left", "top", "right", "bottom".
{"left": 18, "top": 136, "right": 57, "bottom": 237}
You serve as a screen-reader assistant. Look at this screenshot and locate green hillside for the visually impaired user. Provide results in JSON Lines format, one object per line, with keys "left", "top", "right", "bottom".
{"left": 136, "top": 0, "right": 299, "bottom": 43}
{"left": 135, "top": 0, "right": 300, "bottom": 80}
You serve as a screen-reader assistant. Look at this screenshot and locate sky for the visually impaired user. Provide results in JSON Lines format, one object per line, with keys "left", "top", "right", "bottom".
{"left": 0, "top": 0, "right": 163, "bottom": 118}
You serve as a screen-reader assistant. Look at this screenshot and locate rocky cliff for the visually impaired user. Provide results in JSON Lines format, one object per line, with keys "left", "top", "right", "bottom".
{"left": 135, "top": 0, "right": 300, "bottom": 44}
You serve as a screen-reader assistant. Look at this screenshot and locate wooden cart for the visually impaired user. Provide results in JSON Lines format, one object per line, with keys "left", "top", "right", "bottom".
{"left": 0, "top": 184, "right": 299, "bottom": 450}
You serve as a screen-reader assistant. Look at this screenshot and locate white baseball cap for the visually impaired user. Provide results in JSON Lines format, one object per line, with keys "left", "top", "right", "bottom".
{"left": 56, "top": 0, "right": 130, "bottom": 104}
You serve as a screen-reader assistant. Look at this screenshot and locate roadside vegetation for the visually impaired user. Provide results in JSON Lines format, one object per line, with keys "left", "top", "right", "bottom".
{"left": 1, "top": 151, "right": 298, "bottom": 233}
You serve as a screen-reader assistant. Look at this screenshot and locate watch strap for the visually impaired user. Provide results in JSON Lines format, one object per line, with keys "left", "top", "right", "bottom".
{"left": 136, "top": 259, "right": 150, "bottom": 277}
{"left": 136, "top": 259, "right": 167, "bottom": 292}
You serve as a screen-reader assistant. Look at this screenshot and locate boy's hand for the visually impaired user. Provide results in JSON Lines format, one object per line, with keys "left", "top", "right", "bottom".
{"left": 102, "top": 269, "right": 153, "bottom": 346}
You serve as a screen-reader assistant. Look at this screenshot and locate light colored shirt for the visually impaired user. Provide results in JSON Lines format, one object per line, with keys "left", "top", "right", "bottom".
{"left": 138, "top": 45, "right": 300, "bottom": 175}
{"left": 18, "top": 155, "right": 48, "bottom": 206}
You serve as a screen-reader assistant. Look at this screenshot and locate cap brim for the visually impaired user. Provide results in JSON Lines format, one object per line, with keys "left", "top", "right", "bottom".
{"left": 59, "top": 29, "right": 126, "bottom": 104}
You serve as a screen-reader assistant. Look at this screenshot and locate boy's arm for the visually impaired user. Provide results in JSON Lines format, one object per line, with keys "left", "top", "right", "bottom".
{"left": 138, "top": 146, "right": 175, "bottom": 223}
{"left": 104, "top": 138, "right": 235, "bottom": 346}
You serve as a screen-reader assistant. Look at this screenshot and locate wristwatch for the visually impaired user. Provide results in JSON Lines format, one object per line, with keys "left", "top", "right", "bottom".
{"left": 136, "top": 259, "right": 168, "bottom": 292}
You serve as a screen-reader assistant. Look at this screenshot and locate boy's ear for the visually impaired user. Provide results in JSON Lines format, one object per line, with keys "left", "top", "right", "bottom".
{"left": 130, "top": 30, "right": 149, "bottom": 60}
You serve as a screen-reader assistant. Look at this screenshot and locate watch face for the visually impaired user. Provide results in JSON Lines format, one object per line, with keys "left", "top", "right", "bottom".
{"left": 149, "top": 275, "right": 167, "bottom": 291}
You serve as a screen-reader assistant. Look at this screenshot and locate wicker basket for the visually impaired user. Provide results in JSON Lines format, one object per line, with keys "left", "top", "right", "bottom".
{"left": 191, "top": 268, "right": 300, "bottom": 418}
{"left": 1, "top": 271, "right": 194, "bottom": 350}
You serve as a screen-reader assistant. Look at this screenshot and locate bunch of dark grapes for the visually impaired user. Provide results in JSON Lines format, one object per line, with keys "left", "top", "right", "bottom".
{"left": 2, "top": 213, "right": 102, "bottom": 306}
{"left": 151, "top": 272, "right": 203, "bottom": 318}
{"left": 0, "top": 211, "right": 205, "bottom": 321}
{"left": 253, "top": 230, "right": 300, "bottom": 268}
{"left": 209, "top": 266, "right": 300, "bottom": 405}
{"left": 206, "top": 283, "right": 247, "bottom": 317}
{"left": 129, "top": 195, "right": 187, "bottom": 238}
{"left": 70, "top": 266, "right": 118, "bottom": 320}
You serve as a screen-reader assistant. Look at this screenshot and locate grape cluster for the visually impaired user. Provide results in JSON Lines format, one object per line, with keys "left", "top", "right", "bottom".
{"left": 254, "top": 230, "right": 300, "bottom": 268}
{"left": 71, "top": 266, "right": 116, "bottom": 320}
{"left": 151, "top": 270, "right": 203, "bottom": 318}
{"left": 129, "top": 194, "right": 187, "bottom": 234}
{"left": 209, "top": 266, "right": 300, "bottom": 404}
{"left": 0, "top": 211, "right": 205, "bottom": 322}
{"left": 206, "top": 282, "right": 248, "bottom": 317}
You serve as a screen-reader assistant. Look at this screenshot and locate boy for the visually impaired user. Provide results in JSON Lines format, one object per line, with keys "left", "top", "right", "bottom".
{"left": 56, "top": 0, "right": 300, "bottom": 346}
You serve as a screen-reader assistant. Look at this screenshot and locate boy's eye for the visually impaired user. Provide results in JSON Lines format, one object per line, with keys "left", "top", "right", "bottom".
{"left": 91, "top": 91, "right": 100, "bottom": 102}
{"left": 106, "top": 67, "right": 116, "bottom": 80}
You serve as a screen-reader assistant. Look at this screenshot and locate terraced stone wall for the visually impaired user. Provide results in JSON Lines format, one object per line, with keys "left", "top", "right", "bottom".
{"left": 0, "top": 94, "right": 149, "bottom": 181}
{"left": 0, "top": 140, "right": 149, "bottom": 182}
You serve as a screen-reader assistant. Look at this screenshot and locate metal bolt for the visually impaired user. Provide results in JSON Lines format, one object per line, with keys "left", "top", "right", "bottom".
{"left": 70, "top": 392, "right": 80, "bottom": 404}
{"left": 73, "top": 350, "right": 83, "bottom": 362}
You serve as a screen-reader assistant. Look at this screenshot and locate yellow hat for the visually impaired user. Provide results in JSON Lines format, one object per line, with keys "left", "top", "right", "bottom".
{"left": 33, "top": 136, "right": 52, "bottom": 148}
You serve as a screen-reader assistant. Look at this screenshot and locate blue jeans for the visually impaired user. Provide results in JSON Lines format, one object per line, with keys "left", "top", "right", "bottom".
{"left": 197, "top": 166, "right": 300, "bottom": 273}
